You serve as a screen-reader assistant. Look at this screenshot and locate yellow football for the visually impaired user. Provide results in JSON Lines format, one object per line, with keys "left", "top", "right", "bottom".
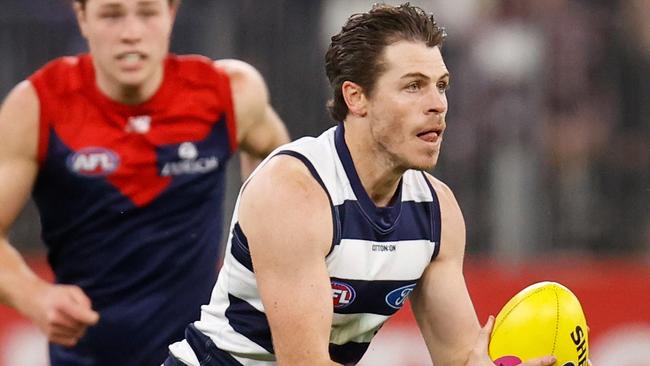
{"left": 488, "top": 281, "right": 589, "bottom": 366}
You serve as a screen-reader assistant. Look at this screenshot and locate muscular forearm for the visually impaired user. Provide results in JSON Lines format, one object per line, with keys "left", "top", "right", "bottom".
{"left": 0, "top": 237, "right": 45, "bottom": 313}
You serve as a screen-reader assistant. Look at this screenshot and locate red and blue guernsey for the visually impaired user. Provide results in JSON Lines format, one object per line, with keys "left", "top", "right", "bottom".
{"left": 29, "top": 54, "right": 237, "bottom": 366}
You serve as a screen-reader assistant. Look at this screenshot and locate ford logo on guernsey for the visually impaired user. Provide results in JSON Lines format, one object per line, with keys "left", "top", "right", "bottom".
{"left": 385, "top": 283, "right": 417, "bottom": 309}
{"left": 67, "top": 147, "right": 120, "bottom": 177}
{"left": 331, "top": 281, "right": 356, "bottom": 309}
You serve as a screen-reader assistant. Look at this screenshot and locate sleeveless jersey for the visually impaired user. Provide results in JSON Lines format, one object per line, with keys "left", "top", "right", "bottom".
{"left": 29, "top": 54, "right": 236, "bottom": 366}
{"left": 169, "top": 123, "right": 441, "bottom": 365}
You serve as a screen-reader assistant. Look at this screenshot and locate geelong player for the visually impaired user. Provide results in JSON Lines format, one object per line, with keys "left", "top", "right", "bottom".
{"left": 0, "top": 0, "right": 288, "bottom": 365}
{"left": 166, "top": 4, "right": 558, "bottom": 366}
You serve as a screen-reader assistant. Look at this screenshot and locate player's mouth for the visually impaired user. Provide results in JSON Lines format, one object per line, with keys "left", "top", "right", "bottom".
{"left": 416, "top": 128, "right": 443, "bottom": 143}
{"left": 116, "top": 52, "right": 147, "bottom": 70}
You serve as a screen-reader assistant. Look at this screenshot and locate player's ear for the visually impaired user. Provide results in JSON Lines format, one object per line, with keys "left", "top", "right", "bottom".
{"left": 73, "top": 2, "right": 89, "bottom": 39}
{"left": 342, "top": 81, "right": 368, "bottom": 118}
{"left": 168, "top": 0, "right": 180, "bottom": 26}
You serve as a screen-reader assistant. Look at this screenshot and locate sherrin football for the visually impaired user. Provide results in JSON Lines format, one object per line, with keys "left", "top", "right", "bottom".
{"left": 488, "top": 281, "right": 589, "bottom": 366}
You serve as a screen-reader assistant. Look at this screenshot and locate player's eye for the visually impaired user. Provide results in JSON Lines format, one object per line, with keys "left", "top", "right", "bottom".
{"left": 405, "top": 82, "right": 421, "bottom": 92}
{"left": 437, "top": 81, "right": 450, "bottom": 93}
{"left": 100, "top": 11, "right": 122, "bottom": 19}
{"left": 138, "top": 9, "right": 160, "bottom": 18}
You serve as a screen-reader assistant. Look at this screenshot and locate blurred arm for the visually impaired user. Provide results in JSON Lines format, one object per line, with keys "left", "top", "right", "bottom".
{"left": 0, "top": 81, "right": 44, "bottom": 311}
{"left": 0, "top": 81, "right": 98, "bottom": 347}
{"left": 238, "top": 155, "right": 341, "bottom": 366}
{"left": 215, "top": 59, "right": 290, "bottom": 179}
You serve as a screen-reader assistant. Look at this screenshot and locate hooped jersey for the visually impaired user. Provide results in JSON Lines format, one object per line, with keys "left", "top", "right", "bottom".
{"left": 28, "top": 54, "right": 236, "bottom": 366}
{"left": 170, "top": 123, "right": 441, "bottom": 365}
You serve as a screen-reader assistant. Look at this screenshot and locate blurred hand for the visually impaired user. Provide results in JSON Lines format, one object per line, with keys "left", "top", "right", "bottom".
{"left": 466, "top": 316, "right": 557, "bottom": 366}
{"left": 24, "top": 283, "right": 100, "bottom": 347}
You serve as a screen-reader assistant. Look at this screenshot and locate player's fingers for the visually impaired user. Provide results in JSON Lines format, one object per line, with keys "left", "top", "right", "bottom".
{"left": 471, "top": 315, "right": 494, "bottom": 358}
{"left": 51, "top": 309, "right": 91, "bottom": 338}
{"left": 47, "top": 318, "right": 88, "bottom": 346}
{"left": 51, "top": 324, "right": 83, "bottom": 339}
{"left": 48, "top": 307, "right": 86, "bottom": 333}
{"left": 65, "top": 285, "right": 92, "bottom": 308}
{"left": 59, "top": 295, "right": 100, "bottom": 326}
{"left": 519, "top": 355, "right": 557, "bottom": 366}
{"left": 478, "top": 315, "right": 495, "bottom": 343}
{"left": 49, "top": 331, "right": 81, "bottom": 348}
{"left": 483, "top": 315, "right": 495, "bottom": 332}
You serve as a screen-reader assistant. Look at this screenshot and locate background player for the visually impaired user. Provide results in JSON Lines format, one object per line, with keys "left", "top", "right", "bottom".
{"left": 0, "top": 0, "right": 288, "bottom": 365}
{"left": 166, "top": 4, "right": 557, "bottom": 366}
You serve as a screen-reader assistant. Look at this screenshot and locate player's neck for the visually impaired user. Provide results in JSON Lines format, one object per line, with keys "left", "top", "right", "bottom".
{"left": 95, "top": 67, "right": 163, "bottom": 105}
{"left": 343, "top": 120, "right": 404, "bottom": 207}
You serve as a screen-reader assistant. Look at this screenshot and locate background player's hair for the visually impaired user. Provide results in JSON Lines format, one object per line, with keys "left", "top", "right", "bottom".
{"left": 72, "top": 0, "right": 180, "bottom": 9}
{"left": 325, "top": 2, "right": 446, "bottom": 122}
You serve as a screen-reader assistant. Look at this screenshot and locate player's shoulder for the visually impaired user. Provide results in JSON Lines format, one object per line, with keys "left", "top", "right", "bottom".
{"left": 246, "top": 153, "right": 327, "bottom": 206}
{"left": 421, "top": 171, "right": 461, "bottom": 210}
{"left": 171, "top": 53, "right": 215, "bottom": 70}
{"left": 0, "top": 79, "right": 40, "bottom": 160}
{"left": 29, "top": 55, "right": 86, "bottom": 95}
{"left": 213, "top": 59, "right": 267, "bottom": 94}
{"left": 1, "top": 80, "right": 39, "bottom": 117}
{"left": 255, "top": 154, "right": 315, "bottom": 188}
{"left": 213, "top": 59, "right": 261, "bottom": 79}
{"left": 422, "top": 172, "right": 454, "bottom": 197}
{"left": 168, "top": 54, "right": 227, "bottom": 84}
{"left": 35, "top": 55, "right": 84, "bottom": 75}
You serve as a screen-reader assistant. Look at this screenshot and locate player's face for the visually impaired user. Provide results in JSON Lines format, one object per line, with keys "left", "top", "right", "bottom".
{"left": 365, "top": 41, "right": 449, "bottom": 171}
{"left": 76, "top": 0, "right": 176, "bottom": 90}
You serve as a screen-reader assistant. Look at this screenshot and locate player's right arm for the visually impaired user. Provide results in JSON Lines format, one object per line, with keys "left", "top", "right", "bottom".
{"left": 0, "top": 81, "right": 99, "bottom": 347}
{"left": 215, "top": 59, "right": 290, "bottom": 179}
{"left": 237, "top": 155, "right": 341, "bottom": 366}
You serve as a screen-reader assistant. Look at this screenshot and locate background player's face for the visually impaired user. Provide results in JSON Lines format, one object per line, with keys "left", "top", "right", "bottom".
{"left": 365, "top": 41, "right": 449, "bottom": 171}
{"left": 75, "top": 0, "right": 176, "bottom": 90}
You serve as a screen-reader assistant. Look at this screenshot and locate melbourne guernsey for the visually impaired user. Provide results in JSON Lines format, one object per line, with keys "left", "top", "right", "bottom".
{"left": 29, "top": 53, "right": 236, "bottom": 366}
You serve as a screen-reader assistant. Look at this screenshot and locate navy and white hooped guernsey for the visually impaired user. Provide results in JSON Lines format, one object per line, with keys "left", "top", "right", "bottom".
{"left": 169, "top": 123, "right": 442, "bottom": 365}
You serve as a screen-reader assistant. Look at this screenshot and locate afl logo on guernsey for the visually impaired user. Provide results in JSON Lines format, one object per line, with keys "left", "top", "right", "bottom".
{"left": 386, "top": 283, "right": 416, "bottom": 309}
{"left": 331, "top": 281, "right": 356, "bottom": 309}
{"left": 67, "top": 147, "right": 120, "bottom": 177}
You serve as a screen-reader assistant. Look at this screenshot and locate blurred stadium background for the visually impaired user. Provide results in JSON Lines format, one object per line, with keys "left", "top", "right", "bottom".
{"left": 1, "top": 0, "right": 648, "bottom": 365}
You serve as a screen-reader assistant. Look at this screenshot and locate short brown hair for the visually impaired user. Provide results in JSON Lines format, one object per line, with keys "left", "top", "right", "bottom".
{"left": 73, "top": 0, "right": 180, "bottom": 9}
{"left": 325, "top": 3, "right": 446, "bottom": 122}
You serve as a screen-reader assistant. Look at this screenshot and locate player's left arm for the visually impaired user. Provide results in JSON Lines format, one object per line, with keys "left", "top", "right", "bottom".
{"left": 215, "top": 59, "right": 290, "bottom": 178}
{"left": 409, "top": 174, "right": 482, "bottom": 365}
{"left": 411, "top": 174, "right": 557, "bottom": 366}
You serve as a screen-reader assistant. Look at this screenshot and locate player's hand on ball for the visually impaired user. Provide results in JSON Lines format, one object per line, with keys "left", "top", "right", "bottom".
{"left": 465, "top": 316, "right": 557, "bottom": 366}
